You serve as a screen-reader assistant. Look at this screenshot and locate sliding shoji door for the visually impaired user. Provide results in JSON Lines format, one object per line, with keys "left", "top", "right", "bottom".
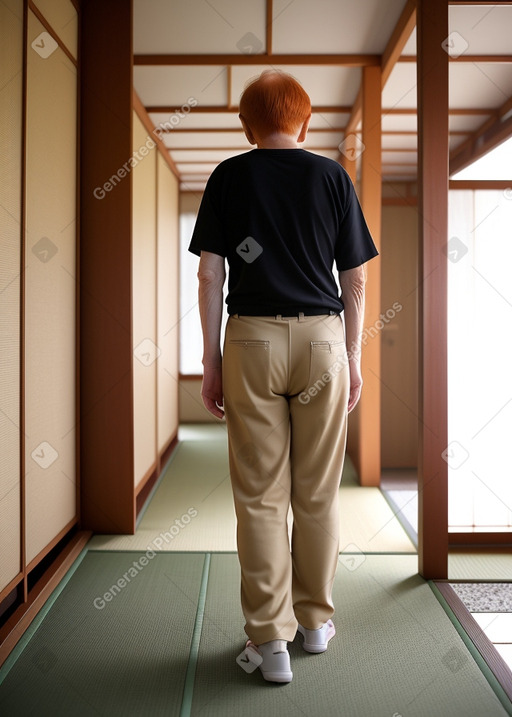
{"left": 0, "top": 0, "right": 23, "bottom": 599}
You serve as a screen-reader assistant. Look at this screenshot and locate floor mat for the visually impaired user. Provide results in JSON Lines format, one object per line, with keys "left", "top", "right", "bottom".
{"left": 192, "top": 554, "right": 508, "bottom": 716}
{"left": 88, "top": 426, "right": 415, "bottom": 554}
{"left": 0, "top": 552, "right": 205, "bottom": 716}
{"left": 0, "top": 552, "right": 508, "bottom": 716}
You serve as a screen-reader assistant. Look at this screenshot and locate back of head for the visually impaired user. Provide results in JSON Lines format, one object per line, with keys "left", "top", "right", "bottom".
{"left": 239, "top": 70, "right": 311, "bottom": 138}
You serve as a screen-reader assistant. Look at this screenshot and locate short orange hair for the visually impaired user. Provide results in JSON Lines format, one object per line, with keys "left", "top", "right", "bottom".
{"left": 239, "top": 70, "right": 311, "bottom": 137}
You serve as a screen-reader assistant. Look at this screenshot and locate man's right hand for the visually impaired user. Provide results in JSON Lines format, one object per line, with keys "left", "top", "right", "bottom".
{"left": 201, "top": 364, "right": 225, "bottom": 419}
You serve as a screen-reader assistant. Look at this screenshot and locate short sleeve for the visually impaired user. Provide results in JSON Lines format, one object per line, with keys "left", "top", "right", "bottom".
{"left": 188, "top": 169, "right": 227, "bottom": 258}
{"left": 334, "top": 177, "right": 379, "bottom": 271}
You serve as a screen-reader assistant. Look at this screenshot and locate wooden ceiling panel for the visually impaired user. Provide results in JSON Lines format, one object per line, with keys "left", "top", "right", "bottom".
{"left": 163, "top": 131, "right": 245, "bottom": 149}
{"left": 382, "top": 134, "right": 417, "bottom": 150}
{"left": 310, "top": 112, "right": 350, "bottom": 129}
{"left": 150, "top": 111, "right": 242, "bottom": 129}
{"left": 381, "top": 113, "right": 417, "bottom": 132}
{"left": 382, "top": 62, "right": 417, "bottom": 111}
{"left": 133, "top": 0, "right": 267, "bottom": 55}
{"left": 132, "top": 1, "right": 512, "bottom": 190}
{"left": 134, "top": 66, "right": 228, "bottom": 106}
{"left": 448, "top": 113, "right": 490, "bottom": 134}
{"left": 230, "top": 65, "right": 362, "bottom": 107}
{"left": 272, "top": 0, "right": 408, "bottom": 54}
{"left": 449, "top": 5, "right": 512, "bottom": 55}
{"left": 449, "top": 64, "right": 512, "bottom": 110}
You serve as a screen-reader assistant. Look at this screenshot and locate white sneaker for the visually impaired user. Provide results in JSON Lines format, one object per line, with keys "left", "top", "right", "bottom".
{"left": 297, "top": 619, "right": 336, "bottom": 653}
{"left": 248, "top": 639, "right": 293, "bottom": 683}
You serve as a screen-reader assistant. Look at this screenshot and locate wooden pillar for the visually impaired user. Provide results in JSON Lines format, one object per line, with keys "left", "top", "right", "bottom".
{"left": 357, "top": 65, "right": 382, "bottom": 487}
{"left": 80, "top": 0, "right": 135, "bottom": 532}
{"left": 417, "top": 0, "right": 449, "bottom": 578}
{"left": 340, "top": 150, "right": 357, "bottom": 186}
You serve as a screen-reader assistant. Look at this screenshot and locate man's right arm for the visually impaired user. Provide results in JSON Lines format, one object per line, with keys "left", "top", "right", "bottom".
{"left": 339, "top": 265, "right": 366, "bottom": 413}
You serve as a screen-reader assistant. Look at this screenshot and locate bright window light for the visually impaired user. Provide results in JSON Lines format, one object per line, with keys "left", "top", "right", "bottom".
{"left": 452, "top": 136, "right": 512, "bottom": 180}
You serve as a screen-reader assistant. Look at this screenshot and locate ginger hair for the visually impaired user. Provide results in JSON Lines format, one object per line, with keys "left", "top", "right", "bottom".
{"left": 239, "top": 70, "right": 311, "bottom": 137}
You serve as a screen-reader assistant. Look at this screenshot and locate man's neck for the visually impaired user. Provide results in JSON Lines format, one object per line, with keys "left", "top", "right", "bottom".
{"left": 256, "top": 132, "right": 300, "bottom": 149}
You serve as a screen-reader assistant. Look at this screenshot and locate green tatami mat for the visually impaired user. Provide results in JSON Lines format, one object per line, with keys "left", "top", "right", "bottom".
{"left": 194, "top": 554, "right": 508, "bottom": 717}
{"left": 88, "top": 425, "right": 415, "bottom": 554}
{"left": 0, "top": 552, "right": 205, "bottom": 716}
{"left": 2, "top": 552, "right": 507, "bottom": 716}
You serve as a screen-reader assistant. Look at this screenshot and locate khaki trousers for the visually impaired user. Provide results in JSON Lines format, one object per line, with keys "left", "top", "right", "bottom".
{"left": 222, "top": 313, "right": 349, "bottom": 644}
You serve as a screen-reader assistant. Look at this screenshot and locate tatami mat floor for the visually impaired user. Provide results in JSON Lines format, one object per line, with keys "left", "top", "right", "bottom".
{"left": 1, "top": 424, "right": 511, "bottom": 715}
{"left": 89, "top": 424, "right": 416, "bottom": 555}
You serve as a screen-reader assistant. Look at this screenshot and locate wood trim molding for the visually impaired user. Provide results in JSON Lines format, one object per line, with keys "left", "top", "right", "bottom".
{"left": 25, "top": 518, "right": 79, "bottom": 573}
{"left": 20, "top": 0, "right": 28, "bottom": 605}
{"left": 132, "top": 89, "right": 180, "bottom": 179}
{"left": 449, "top": 180, "right": 512, "bottom": 190}
{"left": 79, "top": 0, "right": 135, "bottom": 534}
{"left": 28, "top": 0, "right": 77, "bottom": 66}
{"left": 134, "top": 53, "right": 381, "bottom": 66}
{"left": 356, "top": 64, "right": 382, "bottom": 487}
{"left": 399, "top": 54, "right": 512, "bottom": 63}
{"left": 343, "top": 0, "right": 416, "bottom": 157}
{"left": 434, "top": 582, "right": 512, "bottom": 705}
{"left": 0, "top": 573, "right": 24, "bottom": 606}
{"left": 265, "top": 0, "right": 272, "bottom": 55}
{"left": 145, "top": 104, "right": 353, "bottom": 114}
{"left": 0, "top": 531, "right": 91, "bottom": 668}
{"left": 450, "top": 96, "right": 512, "bottom": 176}
{"left": 382, "top": 0, "right": 416, "bottom": 85}
{"left": 416, "top": 0, "right": 449, "bottom": 579}
{"left": 135, "top": 461, "right": 158, "bottom": 497}
{"left": 449, "top": 532, "right": 512, "bottom": 547}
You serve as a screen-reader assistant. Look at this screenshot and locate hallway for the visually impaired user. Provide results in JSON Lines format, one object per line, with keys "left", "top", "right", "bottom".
{"left": 0, "top": 426, "right": 508, "bottom": 716}
{"left": 2, "top": 0, "right": 512, "bottom": 713}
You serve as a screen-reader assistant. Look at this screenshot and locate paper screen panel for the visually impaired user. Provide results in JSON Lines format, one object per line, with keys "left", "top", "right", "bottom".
{"left": 0, "top": 0, "right": 23, "bottom": 591}
{"left": 31, "top": 0, "right": 78, "bottom": 59}
{"left": 157, "top": 155, "right": 179, "bottom": 452}
{"left": 132, "top": 113, "right": 158, "bottom": 485}
{"left": 24, "top": 10, "right": 77, "bottom": 564}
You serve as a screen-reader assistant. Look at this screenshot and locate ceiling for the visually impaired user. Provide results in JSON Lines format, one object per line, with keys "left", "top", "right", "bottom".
{"left": 132, "top": 0, "right": 512, "bottom": 192}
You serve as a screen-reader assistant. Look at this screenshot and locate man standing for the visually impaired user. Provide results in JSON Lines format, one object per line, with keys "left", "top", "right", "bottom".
{"left": 189, "top": 70, "right": 378, "bottom": 683}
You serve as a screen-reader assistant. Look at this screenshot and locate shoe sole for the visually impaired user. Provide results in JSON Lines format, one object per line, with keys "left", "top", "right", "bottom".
{"left": 260, "top": 670, "right": 293, "bottom": 682}
{"left": 297, "top": 621, "right": 336, "bottom": 653}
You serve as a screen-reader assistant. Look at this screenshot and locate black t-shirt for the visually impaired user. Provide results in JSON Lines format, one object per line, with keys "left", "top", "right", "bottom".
{"left": 188, "top": 148, "right": 378, "bottom": 316}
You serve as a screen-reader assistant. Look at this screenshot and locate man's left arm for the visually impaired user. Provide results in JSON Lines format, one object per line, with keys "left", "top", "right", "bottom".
{"left": 197, "top": 250, "right": 226, "bottom": 419}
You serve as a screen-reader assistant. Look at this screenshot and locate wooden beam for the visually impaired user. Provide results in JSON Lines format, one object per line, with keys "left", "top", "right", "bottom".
{"left": 148, "top": 104, "right": 493, "bottom": 117}
{"left": 344, "top": 0, "right": 416, "bottom": 150}
{"left": 450, "top": 95, "right": 512, "bottom": 176}
{"left": 266, "top": 0, "right": 272, "bottom": 55}
{"left": 132, "top": 90, "right": 180, "bottom": 178}
{"left": 384, "top": 107, "right": 493, "bottom": 115}
{"left": 399, "top": 55, "right": 512, "bottom": 63}
{"left": 357, "top": 64, "right": 382, "bottom": 487}
{"left": 417, "top": 0, "right": 449, "bottom": 579}
{"left": 134, "top": 53, "right": 381, "bottom": 66}
{"left": 146, "top": 104, "right": 353, "bottom": 114}
{"left": 155, "top": 126, "right": 346, "bottom": 133}
{"left": 450, "top": 180, "right": 512, "bottom": 189}
{"left": 382, "top": 0, "right": 417, "bottom": 85}
{"left": 80, "top": 0, "right": 135, "bottom": 533}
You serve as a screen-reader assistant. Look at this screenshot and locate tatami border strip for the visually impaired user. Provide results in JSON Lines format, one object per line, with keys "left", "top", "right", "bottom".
{"left": 430, "top": 581, "right": 512, "bottom": 716}
{"left": 180, "top": 552, "right": 211, "bottom": 717}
